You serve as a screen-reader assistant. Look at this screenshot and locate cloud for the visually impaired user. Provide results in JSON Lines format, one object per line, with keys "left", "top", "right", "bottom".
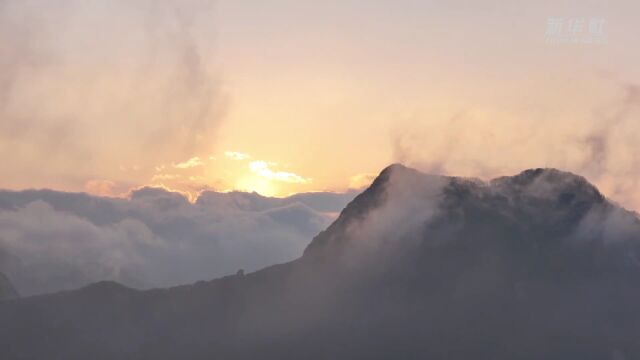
{"left": 0, "top": 0, "right": 224, "bottom": 189}
{"left": 173, "top": 156, "right": 205, "bottom": 169}
{"left": 339, "top": 166, "right": 447, "bottom": 262}
{"left": 84, "top": 179, "right": 119, "bottom": 197}
{"left": 0, "top": 200, "right": 161, "bottom": 295}
{"left": 249, "top": 161, "right": 310, "bottom": 184}
{"left": 390, "top": 84, "right": 640, "bottom": 211}
{"left": 151, "top": 174, "right": 182, "bottom": 181}
{"left": 0, "top": 187, "right": 357, "bottom": 296}
{"left": 225, "top": 151, "right": 251, "bottom": 161}
{"left": 348, "top": 173, "right": 377, "bottom": 189}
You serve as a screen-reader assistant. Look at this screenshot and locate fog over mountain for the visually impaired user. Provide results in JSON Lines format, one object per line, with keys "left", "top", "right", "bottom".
{"left": 0, "top": 272, "right": 18, "bottom": 300}
{"left": 0, "top": 188, "right": 358, "bottom": 296}
{"left": 1, "top": 164, "right": 640, "bottom": 359}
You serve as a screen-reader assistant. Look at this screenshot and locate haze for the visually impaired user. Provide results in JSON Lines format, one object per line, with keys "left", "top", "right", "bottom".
{"left": 1, "top": 0, "right": 640, "bottom": 210}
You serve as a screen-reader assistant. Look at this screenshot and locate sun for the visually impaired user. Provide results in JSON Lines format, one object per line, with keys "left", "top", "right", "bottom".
{"left": 235, "top": 176, "right": 277, "bottom": 197}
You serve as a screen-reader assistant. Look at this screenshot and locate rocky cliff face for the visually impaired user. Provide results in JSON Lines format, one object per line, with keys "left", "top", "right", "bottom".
{"left": 1, "top": 165, "right": 639, "bottom": 360}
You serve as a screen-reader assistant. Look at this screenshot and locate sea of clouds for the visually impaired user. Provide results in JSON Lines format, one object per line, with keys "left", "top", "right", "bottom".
{"left": 0, "top": 187, "right": 357, "bottom": 296}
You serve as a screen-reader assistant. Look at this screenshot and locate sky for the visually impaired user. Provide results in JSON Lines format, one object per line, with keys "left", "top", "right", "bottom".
{"left": 1, "top": 0, "right": 640, "bottom": 209}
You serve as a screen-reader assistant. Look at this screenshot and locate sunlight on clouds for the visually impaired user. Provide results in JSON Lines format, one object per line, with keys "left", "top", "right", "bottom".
{"left": 249, "top": 161, "right": 310, "bottom": 184}
{"left": 84, "top": 179, "right": 119, "bottom": 197}
{"left": 151, "top": 174, "right": 181, "bottom": 181}
{"left": 225, "top": 151, "right": 251, "bottom": 160}
{"left": 88, "top": 151, "right": 324, "bottom": 200}
{"left": 235, "top": 176, "right": 277, "bottom": 197}
{"left": 348, "top": 173, "right": 377, "bottom": 189}
{"left": 226, "top": 159, "right": 313, "bottom": 196}
{"left": 173, "top": 157, "right": 205, "bottom": 169}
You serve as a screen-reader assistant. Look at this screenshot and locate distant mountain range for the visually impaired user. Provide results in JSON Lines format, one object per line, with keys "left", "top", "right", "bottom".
{"left": 1, "top": 165, "right": 639, "bottom": 359}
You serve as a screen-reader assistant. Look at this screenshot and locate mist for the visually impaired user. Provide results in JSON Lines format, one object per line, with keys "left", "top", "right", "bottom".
{"left": 392, "top": 84, "right": 640, "bottom": 211}
{"left": 0, "top": 187, "right": 356, "bottom": 296}
{"left": 2, "top": 164, "right": 640, "bottom": 359}
{"left": 0, "top": 0, "right": 222, "bottom": 190}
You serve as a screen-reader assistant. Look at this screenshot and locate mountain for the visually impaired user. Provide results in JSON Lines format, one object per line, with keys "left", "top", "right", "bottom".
{"left": 1, "top": 165, "right": 640, "bottom": 359}
{"left": 0, "top": 272, "right": 18, "bottom": 301}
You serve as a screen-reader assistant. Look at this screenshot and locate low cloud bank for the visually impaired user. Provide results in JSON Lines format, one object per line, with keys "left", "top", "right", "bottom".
{"left": 0, "top": 188, "right": 357, "bottom": 296}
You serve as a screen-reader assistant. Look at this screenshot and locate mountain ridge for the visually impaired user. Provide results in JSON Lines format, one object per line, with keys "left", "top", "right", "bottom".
{"left": 1, "top": 165, "right": 640, "bottom": 359}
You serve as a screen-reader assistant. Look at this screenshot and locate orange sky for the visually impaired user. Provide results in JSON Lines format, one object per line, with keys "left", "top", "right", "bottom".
{"left": 2, "top": 0, "right": 640, "bottom": 209}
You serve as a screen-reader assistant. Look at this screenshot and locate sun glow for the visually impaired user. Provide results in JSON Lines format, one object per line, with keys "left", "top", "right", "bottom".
{"left": 235, "top": 176, "right": 278, "bottom": 197}
{"left": 84, "top": 150, "right": 330, "bottom": 200}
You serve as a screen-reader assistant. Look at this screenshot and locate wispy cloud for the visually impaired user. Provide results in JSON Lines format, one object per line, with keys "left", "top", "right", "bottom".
{"left": 173, "top": 157, "right": 205, "bottom": 169}
{"left": 249, "top": 161, "right": 310, "bottom": 184}
{"left": 348, "top": 173, "right": 377, "bottom": 189}
{"left": 84, "top": 179, "right": 118, "bottom": 197}
{"left": 225, "top": 151, "right": 251, "bottom": 161}
{"left": 152, "top": 174, "right": 182, "bottom": 181}
{"left": 0, "top": 0, "right": 223, "bottom": 192}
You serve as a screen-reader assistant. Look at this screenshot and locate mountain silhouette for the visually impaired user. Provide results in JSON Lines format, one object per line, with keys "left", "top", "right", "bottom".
{"left": 1, "top": 165, "right": 639, "bottom": 360}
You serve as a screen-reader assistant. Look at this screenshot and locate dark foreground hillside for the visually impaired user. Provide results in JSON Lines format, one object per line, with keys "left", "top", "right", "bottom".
{"left": 1, "top": 164, "right": 640, "bottom": 360}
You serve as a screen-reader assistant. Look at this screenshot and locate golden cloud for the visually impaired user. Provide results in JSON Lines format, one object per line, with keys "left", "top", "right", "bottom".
{"left": 224, "top": 151, "right": 251, "bottom": 161}
{"left": 173, "top": 157, "right": 205, "bottom": 169}
{"left": 249, "top": 161, "right": 310, "bottom": 184}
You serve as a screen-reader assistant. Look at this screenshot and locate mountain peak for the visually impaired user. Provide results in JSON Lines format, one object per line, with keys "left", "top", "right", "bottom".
{"left": 493, "top": 167, "right": 595, "bottom": 189}
{"left": 304, "top": 165, "right": 615, "bottom": 258}
{"left": 2, "top": 165, "right": 640, "bottom": 359}
{"left": 378, "top": 162, "right": 411, "bottom": 175}
{"left": 490, "top": 167, "right": 605, "bottom": 206}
